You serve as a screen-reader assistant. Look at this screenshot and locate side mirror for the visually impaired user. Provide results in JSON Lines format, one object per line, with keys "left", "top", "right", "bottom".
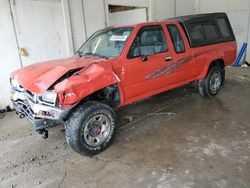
{"left": 141, "top": 55, "right": 148, "bottom": 62}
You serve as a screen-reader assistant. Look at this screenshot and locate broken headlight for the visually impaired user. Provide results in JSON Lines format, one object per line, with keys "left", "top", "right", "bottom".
{"left": 10, "top": 78, "right": 19, "bottom": 88}
{"left": 10, "top": 78, "right": 24, "bottom": 91}
{"left": 41, "top": 90, "right": 57, "bottom": 104}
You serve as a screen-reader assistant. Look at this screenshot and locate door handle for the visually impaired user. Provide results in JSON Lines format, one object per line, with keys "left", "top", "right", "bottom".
{"left": 165, "top": 56, "right": 172, "bottom": 62}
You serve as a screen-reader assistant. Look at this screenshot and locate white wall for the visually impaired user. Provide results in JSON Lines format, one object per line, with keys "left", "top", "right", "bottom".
{"left": 68, "top": 0, "right": 106, "bottom": 51}
{"left": 0, "top": 1, "right": 21, "bottom": 109}
{"left": 83, "top": 0, "right": 106, "bottom": 37}
{"left": 153, "top": 0, "right": 196, "bottom": 20}
{"left": 68, "top": 0, "right": 87, "bottom": 52}
{"left": 154, "top": 0, "right": 175, "bottom": 20}
{"left": 176, "top": 0, "right": 195, "bottom": 16}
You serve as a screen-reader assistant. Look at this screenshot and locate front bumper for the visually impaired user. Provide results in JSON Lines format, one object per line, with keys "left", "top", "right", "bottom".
{"left": 10, "top": 89, "right": 69, "bottom": 130}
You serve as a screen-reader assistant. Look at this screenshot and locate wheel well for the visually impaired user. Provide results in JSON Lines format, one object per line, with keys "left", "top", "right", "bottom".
{"left": 64, "top": 84, "right": 120, "bottom": 121}
{"left": 207, "top": 59, "right": 225, "bottom": 84}
{"left": 85, "top": 84, "right": 121, "bottom": 106}
{"left": 209, "top": 59, "right": 225, "bottom": 70}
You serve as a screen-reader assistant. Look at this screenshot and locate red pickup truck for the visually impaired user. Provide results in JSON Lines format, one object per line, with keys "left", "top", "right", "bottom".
{"left": 10, "top": 13, "right": 236, "bottom": 155}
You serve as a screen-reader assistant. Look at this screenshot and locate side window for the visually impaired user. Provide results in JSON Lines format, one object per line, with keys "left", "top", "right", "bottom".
{"left": 128, "top": 26, "right": 168, "bottom": 58}
{"left": 216, "top": 18, "right": 231, "bottom": 38}
{"left": 167, "top": 25, "right": 185, "bottom": 53}
{"left": 189, "top": 22, "right": 220, "bottom": 46}
{"left": 203, "top": 23, "right": 219, "bottom": 40}
{"left": 189, "top": 24, "right": 205, "bottom": 41}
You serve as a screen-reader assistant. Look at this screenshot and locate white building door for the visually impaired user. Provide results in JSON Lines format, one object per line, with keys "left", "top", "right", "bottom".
{"left": 10, "top": 0, "right": 68, "bottom": 67}
{"left": 0, "top": 0, "right": 21, "bottom": 108}
{"left": 109, "top": 8, "right": 147, "bottom": 26}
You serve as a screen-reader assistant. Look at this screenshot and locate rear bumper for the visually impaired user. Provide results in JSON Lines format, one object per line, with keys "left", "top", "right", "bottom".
{"left": 11, "top": 89, "right": 69, "bottom": 130}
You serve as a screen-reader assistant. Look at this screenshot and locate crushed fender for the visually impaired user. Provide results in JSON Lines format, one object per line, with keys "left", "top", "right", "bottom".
{"left": 54, "top": 63, "right": 120, "bottom": 105}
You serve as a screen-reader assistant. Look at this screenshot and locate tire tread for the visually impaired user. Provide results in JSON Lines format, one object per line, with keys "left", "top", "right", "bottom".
{"left": 66, "top": 101, "right": 116, "bottom": 156}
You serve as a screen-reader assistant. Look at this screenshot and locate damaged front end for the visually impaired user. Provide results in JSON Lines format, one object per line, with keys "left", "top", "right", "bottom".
{"left": 10, "top": 84, "right": 70, "bottom": 131}
{"left": 9, "top": 65, "right": 82, "bottom": 135}
{"left": 10, "top": 59, "right": 120, "bottom": 139}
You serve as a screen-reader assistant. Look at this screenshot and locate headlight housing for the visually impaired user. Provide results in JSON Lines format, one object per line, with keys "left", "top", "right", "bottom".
{"left": 10, "top": 78, "right": 24, "bottom": 91}
{"left": 40, "top": 90, "right": 57, "bottom": 104}
{"left": 10, "top": 79, "right": 20, "bottom": 88}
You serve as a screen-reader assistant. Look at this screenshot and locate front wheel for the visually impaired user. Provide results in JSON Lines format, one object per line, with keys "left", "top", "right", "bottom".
{"left": 66, "top": 101, "right": 116, "bottom": 156}
{"left": 198, "top": 66, "right": 223, "bottom": 97}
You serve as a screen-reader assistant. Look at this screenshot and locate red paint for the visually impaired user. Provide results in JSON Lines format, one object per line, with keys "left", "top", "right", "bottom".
{"left": 10, "top": 21, "right": 237, "bottom": 107}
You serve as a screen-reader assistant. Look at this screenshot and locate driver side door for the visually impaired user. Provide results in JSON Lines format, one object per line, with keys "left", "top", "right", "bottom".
{"left": 122, "top": 24, "right": 176, "bottom": 103}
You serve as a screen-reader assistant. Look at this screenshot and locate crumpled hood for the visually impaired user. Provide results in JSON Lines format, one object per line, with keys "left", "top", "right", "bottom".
{"left": 10, "top": 56, "right": 105, "bottom": 95}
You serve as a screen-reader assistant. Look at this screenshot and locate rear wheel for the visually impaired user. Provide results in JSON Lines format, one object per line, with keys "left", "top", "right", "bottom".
{"left": 66, "top": 101, "right": 116, "bottom": 156}
{"left": 198, "top": 66, "right": 223, "bottom": 97}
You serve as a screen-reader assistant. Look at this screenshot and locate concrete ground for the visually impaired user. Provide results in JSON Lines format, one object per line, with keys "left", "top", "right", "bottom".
{"left": 0, "top": 67, "right": 250, "bottom": 188}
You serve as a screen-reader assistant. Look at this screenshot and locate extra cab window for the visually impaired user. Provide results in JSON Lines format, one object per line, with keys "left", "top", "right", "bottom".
{"left": 216, "top": 18, "right": 231, "bottom": 38}
{"left": 190, "top": 22, "right": 219, "bottom": 42}
{"left": 188, "top": 21, "right": 222, "bottom": 47}
{"left": 128, "top": 26, "right": 168, "bottom": 58}
{"left": 167, "top": 25, "right": 185, "bottom": 53}
{"left": 203, "top": 23, "right": 219, "bottom": 40}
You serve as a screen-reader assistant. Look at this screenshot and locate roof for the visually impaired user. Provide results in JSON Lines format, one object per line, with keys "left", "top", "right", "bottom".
{"left": 106, "top": 13, "right": 228, "bottom": 28}
{"left": 110, "top": 21, "right": 168, "bottom": 28}
{"left": 164, "top": 12, "right": 227, "bottom": 23}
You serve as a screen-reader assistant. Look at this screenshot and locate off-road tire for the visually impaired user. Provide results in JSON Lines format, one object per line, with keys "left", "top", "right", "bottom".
{"left": 66, "top": 101, "right": 116, "bottom": 156}
{"left": 198, "top": 66, "right": 223, "bottom": 97}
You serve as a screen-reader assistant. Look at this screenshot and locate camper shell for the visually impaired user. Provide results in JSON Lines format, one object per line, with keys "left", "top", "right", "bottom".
{"left": 165, "top": 13, "right": 236, "bottom": 47}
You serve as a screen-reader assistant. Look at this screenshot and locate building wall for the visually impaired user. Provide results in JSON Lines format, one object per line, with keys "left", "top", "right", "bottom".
{"left": 176, "top": 0, "right": 195, "bottom": 16}
{"left": 83, "top": 0, "right": 106, "bottom": 37}
{"left": 68, "top": 0, "right": 87, "bottom": 52}
{"left": 153, "top": 0, "right": 175, "bottom": 20}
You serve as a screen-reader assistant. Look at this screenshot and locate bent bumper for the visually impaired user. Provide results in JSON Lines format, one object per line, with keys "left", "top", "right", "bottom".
{"left": 11, "top": 89, "right": 69, "bottom": 130}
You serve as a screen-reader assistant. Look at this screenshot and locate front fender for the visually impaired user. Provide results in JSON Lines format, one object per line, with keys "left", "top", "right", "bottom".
{"left": 54, "top": 64, "right": 120, "bottom": 105}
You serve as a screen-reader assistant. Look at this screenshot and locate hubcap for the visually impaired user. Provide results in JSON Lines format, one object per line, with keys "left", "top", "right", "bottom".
{"left": 209, "top": 71, "right": 222, "bottom": 94}
{"left": 83, "top": 114, "right": 111, "bottom": 147}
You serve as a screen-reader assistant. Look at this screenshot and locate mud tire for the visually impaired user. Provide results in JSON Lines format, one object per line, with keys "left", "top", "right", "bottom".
{"left": 198, "top": 66, "right": 223, "bottom": 97}
{"left": 66, "top": 101, "right": 116, "bottom": 156}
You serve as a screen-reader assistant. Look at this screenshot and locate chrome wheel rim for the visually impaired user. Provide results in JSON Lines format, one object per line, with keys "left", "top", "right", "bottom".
{"left": 209, "top": 71, "right": 222, "bottom": 94}
{"left": 83, "top": 114, "right": 111, "bottom": 147}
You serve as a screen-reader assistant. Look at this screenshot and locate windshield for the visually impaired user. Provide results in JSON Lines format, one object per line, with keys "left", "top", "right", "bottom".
{"left": 77, "top": 27, "right": 133, "bottom": 58}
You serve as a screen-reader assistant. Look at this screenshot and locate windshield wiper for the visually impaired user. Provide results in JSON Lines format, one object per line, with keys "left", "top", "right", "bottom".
{"left": 82, "top": 52, "right": 109, "bottom": 59}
